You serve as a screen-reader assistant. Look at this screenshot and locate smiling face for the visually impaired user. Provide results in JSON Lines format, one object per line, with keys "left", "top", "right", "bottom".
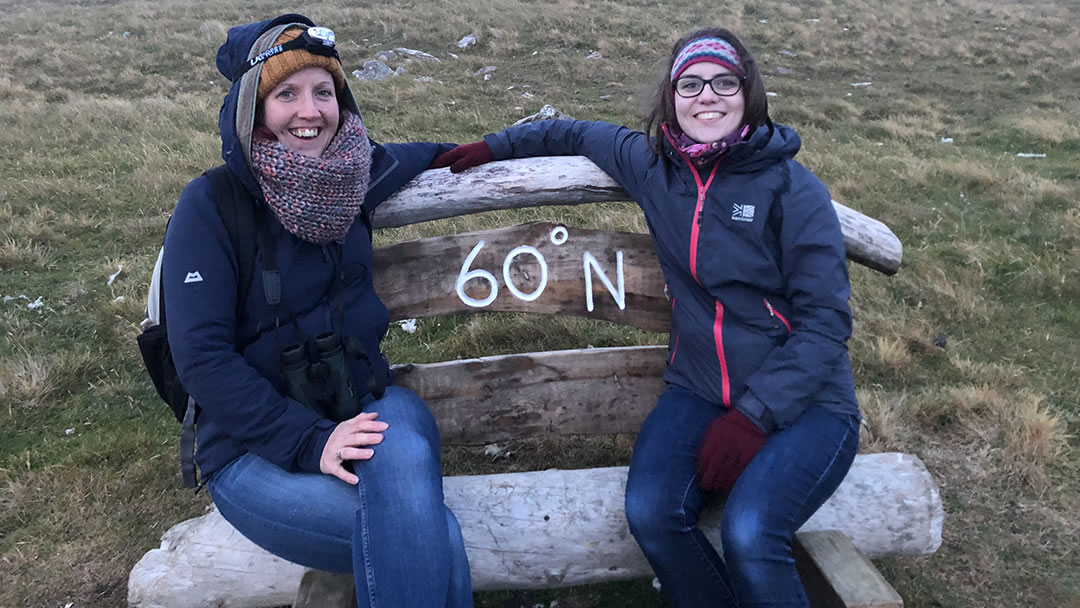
{"left": 258, "top": 66, "right": 340, "bottom": 157}
{"left": 673, "top": 62, "right": 746, "bottom": 144}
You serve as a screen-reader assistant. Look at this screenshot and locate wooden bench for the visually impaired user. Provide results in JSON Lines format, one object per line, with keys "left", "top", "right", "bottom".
{"left": 127, "top": 157, "right": 940, "bottom": 607}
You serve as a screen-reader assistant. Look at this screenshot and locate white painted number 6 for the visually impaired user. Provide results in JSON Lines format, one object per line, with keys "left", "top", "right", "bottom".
{"left": 456, "top": 241, "right": 498, "bottom": 307}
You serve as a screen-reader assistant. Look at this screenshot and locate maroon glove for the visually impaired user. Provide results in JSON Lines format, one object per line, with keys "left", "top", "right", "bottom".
{"left": 429, "top": 141, "right": 493, "bottom": 173}
{"left": 697, "top": 409, "right": 767, "bottom": 492}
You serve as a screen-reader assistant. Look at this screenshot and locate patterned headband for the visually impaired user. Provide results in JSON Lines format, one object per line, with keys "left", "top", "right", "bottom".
{"left": 670, "top": 37, "right": 744, "bottom": 81}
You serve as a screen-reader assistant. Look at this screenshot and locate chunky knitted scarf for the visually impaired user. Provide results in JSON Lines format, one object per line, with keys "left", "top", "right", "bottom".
{"left": 664, "top": 123, "right": 751, "bottom": 169}
{"left": 251, "top": 111, "right": 372, "bottom": 245}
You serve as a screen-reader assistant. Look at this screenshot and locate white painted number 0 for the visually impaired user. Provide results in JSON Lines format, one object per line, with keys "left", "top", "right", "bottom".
{"left": 502, "top": 246, "right": 548, "bottom": 302}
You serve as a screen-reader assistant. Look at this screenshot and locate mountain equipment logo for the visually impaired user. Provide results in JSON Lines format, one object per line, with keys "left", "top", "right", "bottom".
{"left": 184, "top": 271, "right": 204, "bottom": 284}
{"left": 732, "top": 203, "right": 756, "bottom": 222}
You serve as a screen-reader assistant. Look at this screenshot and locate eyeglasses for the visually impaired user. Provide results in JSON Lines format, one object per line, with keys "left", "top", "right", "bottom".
{"left": 237, "top": 26, "right": 339, "bottom": 78}
{"left": 673, "top": 74, "right": 745, "bottom": 98}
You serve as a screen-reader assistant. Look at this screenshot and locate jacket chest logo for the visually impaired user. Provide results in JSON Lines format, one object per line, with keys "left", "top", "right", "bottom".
{"left": 731, "top": 203, "right": 756, "bottom": 223}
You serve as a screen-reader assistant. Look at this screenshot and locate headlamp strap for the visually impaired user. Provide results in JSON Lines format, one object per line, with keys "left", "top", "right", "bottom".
{"left": 235, "top": 26, "right": 339, "bottom": 80}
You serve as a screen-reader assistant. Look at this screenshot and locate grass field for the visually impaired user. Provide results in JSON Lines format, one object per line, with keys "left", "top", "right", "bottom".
{"left": 1, "top": 0, "right": 1078, "bottom": 606}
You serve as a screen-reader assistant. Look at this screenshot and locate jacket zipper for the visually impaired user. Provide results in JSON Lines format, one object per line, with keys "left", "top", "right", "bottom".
{"left": 712, "top": 301, "right": 732, "bottom": 407}
{"left": 668, "top": 296, "right": 679, "bottom": 364}
{"left": 664, "top": 127, "right": 720, "bottom": 285}
{"left": 764, "top": 298, "right": 792, "bottom": 332}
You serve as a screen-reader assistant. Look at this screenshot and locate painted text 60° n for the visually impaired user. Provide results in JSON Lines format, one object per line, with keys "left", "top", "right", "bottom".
{"left": 456, "top": 226, "right": 626, "bottom": 312}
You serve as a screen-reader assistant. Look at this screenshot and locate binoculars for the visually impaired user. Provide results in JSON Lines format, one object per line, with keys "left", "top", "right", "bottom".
{"left": 280, "top": 331, "right": 363, "bottom": 422}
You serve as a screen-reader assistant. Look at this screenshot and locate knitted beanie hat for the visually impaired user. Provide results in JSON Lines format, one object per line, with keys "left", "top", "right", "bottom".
{"left": 256, "top": 27, "right": 346, "bottom": 100}
{"left": 671, "top": 37, "right": 744, "bottom": 81}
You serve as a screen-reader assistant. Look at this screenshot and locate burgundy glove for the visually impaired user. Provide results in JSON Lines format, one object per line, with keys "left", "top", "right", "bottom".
{"left": 697, "top": 409, "right": 767, "bottom": 492}
{"left": 429, "top": 141, "right": 493, "bottom": 173}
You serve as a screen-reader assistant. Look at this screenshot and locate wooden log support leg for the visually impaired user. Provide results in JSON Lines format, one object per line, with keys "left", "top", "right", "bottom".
{"left": 292, "top": 569, "right": 357, "bottom": 608}
{"left": 795, "top": 530, "right": 903, "bottom": 608}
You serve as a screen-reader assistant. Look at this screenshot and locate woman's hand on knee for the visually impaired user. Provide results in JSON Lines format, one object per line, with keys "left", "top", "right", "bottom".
{"left": 320, "top": 412, "right": 389, "bottom": 484}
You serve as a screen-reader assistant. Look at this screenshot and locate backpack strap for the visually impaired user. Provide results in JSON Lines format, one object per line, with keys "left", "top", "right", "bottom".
{"left": 177, "top": 166, "right": 260, "bottom": 490}
{"left": 205, "top": 165, "right": 259, "bottom": 321}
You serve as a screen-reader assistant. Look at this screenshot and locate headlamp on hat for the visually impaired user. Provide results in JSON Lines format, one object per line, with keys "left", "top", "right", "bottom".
{"left": 239, "top": 26, "right": 340, "bottom": 79}
{"left": 247, "top": 25, "right": 348, "bottom": 102}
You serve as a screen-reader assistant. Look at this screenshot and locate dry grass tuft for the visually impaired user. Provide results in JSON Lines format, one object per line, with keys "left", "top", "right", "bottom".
{"left": 858, "top": 389, "right": 908, "bottom": 452}
{"left": 0, "top": 357, "right": 54, "bottom": 409}
{"left": 922, "top": 264, "right": 992, "bottom": 322}
{"left": 948, "top": 356, "right": 1027, "bottom": 389}
{"left": 1001, "top": 392, "right": 1070, "bottom": 489}
{"left": 1011, "top": 113, "right": 1080, "bottom": 146}
{"left": 914, "top": 384, "right": 1072, "bottom": 490}
{"left": 872, "top": 335, "right": 913, "bottom": 369}
{"left": 0, "top": 237, "right": 53, "bottom": 269}
{"left": 875, "top": 113, "right": 947, "bottom": 142}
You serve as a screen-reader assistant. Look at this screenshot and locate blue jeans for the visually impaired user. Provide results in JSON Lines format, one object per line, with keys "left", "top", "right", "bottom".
{"left": 208, "top": 386, "right": 472, "bottom": 608}
{"left": 624, "top": 385, "right": 859, "bottom": 608}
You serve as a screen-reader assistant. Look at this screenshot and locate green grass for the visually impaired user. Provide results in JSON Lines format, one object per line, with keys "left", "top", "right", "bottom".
{"left": 2, "top": 0, "right": 1079, "bottom": 606}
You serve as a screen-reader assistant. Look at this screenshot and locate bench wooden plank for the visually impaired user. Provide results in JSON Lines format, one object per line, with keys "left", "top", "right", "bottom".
{"left": 374, "top": 222, "right": 669, "bottom": 332}
{"left": 128, "top": 454, "right": 943, "bottom": 607}
{"left": 375, "top": 158, "right": 903, "bottom": 275}
{"left": 795, "top": 530, "right": 904, "bottom": 608}
{"left": 393, "top": 346, "right": 666, "bottom": 444}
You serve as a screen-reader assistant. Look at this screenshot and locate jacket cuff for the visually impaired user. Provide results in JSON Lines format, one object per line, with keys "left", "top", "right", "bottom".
{"left": 297, "top": 423, "right": 336, "bottom": 474}
{"left": 735, "top": 392, "right": 777, "bottom": 435}
{"left": 483, "top": 132, "right": 509, "bottom": 161}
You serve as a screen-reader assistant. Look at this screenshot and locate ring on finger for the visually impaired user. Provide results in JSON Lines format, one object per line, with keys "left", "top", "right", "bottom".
{"left": 336, "top": 449, "right": 343, "bottom": 461}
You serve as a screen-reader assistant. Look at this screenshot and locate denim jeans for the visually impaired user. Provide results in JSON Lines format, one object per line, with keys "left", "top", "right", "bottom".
{"left": 624, "top": 385, "right": 859, "bottom": 608}
{"left": 208, "top": 386, "right": 472, "bottom": 608}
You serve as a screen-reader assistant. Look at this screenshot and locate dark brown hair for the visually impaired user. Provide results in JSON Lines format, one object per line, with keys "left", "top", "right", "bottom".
{"left": 642, "top": 27, "right": 769, "bottom": 154}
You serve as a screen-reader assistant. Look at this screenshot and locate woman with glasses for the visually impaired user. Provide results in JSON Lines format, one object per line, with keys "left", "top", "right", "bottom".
{"left": 432, "top": 27, "right": 860, "bottom": 608}
{"left": 161, "top": 13, "right": 471, "bottom": 607}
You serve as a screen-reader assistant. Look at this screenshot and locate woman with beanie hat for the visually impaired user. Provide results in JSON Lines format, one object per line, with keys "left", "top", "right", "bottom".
{"left": 161, "top": 14, "right": 471, "bottom": 606}
{"left": 432, "top": 27, "right": 860, "bottom": 607}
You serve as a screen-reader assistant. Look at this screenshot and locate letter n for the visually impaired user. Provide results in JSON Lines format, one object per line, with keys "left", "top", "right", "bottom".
{"left": 583, "top": 251, "right": 625, "bottom": 312}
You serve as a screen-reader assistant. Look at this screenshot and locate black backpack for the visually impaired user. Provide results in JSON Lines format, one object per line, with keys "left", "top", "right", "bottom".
{"left": 137, "top": 165, "right": 260, "bottom": 489}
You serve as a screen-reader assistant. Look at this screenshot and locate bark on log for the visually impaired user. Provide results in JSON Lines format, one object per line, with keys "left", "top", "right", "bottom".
{"left": 128, "top": 453, "right": 942, "bottom": 607}
{"left": 392, "top": 346, "right": 667, "bottom": 445}
{"left": 374, "top": 158, "right": 903, "bottom": 275}
{"left": 374, "top": 223, "right": 669, "bottom": 332}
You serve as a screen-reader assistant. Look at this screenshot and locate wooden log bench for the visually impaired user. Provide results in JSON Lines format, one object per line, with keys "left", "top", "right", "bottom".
{"left": 128, "top": 157, "right": 940, "bottom": 607}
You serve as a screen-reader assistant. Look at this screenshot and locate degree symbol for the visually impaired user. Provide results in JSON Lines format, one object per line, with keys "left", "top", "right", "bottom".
{"left": 550, "top": 226, "right": 569, "bottom": 246}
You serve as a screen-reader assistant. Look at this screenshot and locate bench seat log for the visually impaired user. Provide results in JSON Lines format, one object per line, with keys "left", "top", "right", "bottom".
{"left": 127, "top": 453, "right": 940, "bottom": 607}
{"left": 376, "top": 158, "right": 903, "bottom": 275}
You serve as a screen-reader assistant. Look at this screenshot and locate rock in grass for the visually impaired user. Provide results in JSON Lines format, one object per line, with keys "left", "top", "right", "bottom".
{"left": 395, "top": 47, "right": 440, "bottom": 62}
{"left": 512, "top": 104, "right": 574, "bottom": 126}
{"left": 353, "top": 60, "right": 395, "bottom": 81}
{"left": 457, "top": 34, "right": 477, "bottom": 49}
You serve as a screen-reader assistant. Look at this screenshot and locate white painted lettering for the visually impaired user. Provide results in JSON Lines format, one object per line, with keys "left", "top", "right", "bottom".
{"left": 583, "top": 250, "right": 625, "bottom": 312}
{"left": 502, "top": 246, "right": 548, "bottom": 302}
{"left": 456, "top": 241, "right": 498, "bottom": 308}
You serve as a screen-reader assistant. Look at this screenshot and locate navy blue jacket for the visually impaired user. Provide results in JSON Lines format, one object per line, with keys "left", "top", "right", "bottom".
{"left": 163, "top": 15, "right": 452, "bottom": 478}
{"left": 485, "top": 120, "right": 858, "bottom": 432}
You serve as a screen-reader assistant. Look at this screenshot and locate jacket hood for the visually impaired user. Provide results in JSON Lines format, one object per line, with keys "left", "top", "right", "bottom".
{"left": 215, "top": 13, "right": 362, "bottom": 196}
{"left": 664, "top": 120, "right": 801, "bottom": 174}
